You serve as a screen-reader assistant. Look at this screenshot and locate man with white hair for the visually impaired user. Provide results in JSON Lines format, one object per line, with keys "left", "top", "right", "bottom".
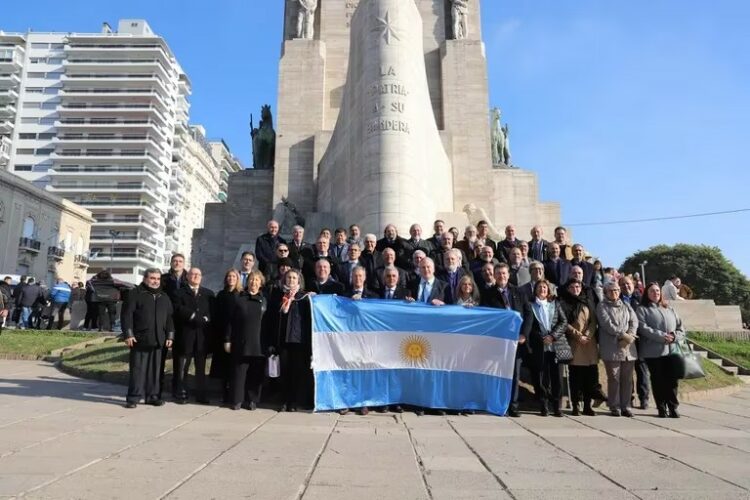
{"left": 499, "top": 225, "right": 521, "bottom": 262}
{"left": 407, "top": 249, "right": 427, "bottom": 286}
{"left": 431, "top": 231, "right": 470, "bottom": 274}
{"left": 508, "top": 247, "right": 531, "bottom": 287}
{"left": 471, "top": 245, "right": 500, "bottom": 283}
{"left": 437, "top": 248, "right": 471, "bottom": 304}
{"left": 528, "top": 226, "right": 550, "bottom": 262}
{"left": 255, "top": 219, "right": 286, "bottom": 274}
{"left": 288, "top": 225, "right": 310, "bottom": 269}
{"left": 375, "top": 247, "right": 407, "bottom": 291}
{"left": 403, "top": 223, "right": 434, "bottom": 266}
{"left": 456, "top": 224, "right": 481, "bottom": 262}
{"left": 376, "top": 224, "right": 408, "bottom": 264}
{"left": 359, "top": 233, "right": 383, "bottom": 288}
{"left": 409, "top": 257, "right": 447, "bottom": 306}
{"left": 661, "top": 276, "right": 684, "bottom": 301}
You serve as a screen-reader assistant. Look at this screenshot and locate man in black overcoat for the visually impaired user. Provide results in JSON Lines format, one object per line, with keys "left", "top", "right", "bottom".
{"left": 123, "top": 268, "right": 175, "bottom": 408}
{"left": 255, "top": 219, "right": 286, "bottom": 274}
{"left": 160, "top": 253, "right": 190, "bottom": 398}
{"left": 172, "top": 268, "right": 215, "bottom": 404}
{"left": 480, "top": 263, "right": 526, "bottom": 417}
{"left": 308, "top": 259, "right": 346, "bottom": 295}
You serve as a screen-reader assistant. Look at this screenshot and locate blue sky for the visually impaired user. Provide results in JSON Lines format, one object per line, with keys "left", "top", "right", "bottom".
{"left": 5, "top": 1, "right": 749, "bottom": 275}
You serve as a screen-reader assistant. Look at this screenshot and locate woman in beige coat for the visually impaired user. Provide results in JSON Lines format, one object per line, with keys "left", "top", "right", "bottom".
{"left": 596, "top": 281, "right": 639, "bottom": 417}
{"left": 560, "top": 278, "right": 598, "bottom": 416}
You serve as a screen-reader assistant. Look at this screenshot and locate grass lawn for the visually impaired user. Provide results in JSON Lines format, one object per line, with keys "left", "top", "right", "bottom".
{"left": 688, "top": 333, "right": 750, "bottom": 370}
{"left": 0, "top": 329, "right": 101, "bottom": 358}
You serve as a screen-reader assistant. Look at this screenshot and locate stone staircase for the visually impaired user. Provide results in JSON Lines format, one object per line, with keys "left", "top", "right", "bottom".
{"left": 688, "top": 340, "right": 750, "bottom": 383}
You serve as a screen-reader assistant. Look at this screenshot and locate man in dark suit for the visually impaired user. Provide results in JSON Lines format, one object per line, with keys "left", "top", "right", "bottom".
{"left": 409, "top": 257, "right": 447, "bottom": 306}
{"left": 255, "top": 219, "right": 286, "bottom": 274}
{"left": 330, "top": 228, "right": 350, "bottom": 263}
{"left": 338, "top": 242, "right": 363, "bottom": 288}
{"left": 498, "top": 225, "right": 521, "bottom": 262}
{"left": 544, "top": 243, "right": 572, "bottom": 288}
{"left": 161, "top": 253, "right": 190, "bottom": 302}
{"left": 380, "top": 267, "right": 411, "bottom": 300}
{"left": 376, "top": 224, "right": 408, "bottom": 264}
{"left": 570, "top": 244, "right": 595, "bottom": 287}
{"left": 476, "top": 262, "right": 496, "bottom": 293}
{"left": 554, "top": 226, "right": 574, "bottom": 261}
{"left": 455, "top": 224, "right": 482, "bottom": 264}
{"left": 287, "top": 225, "right": 311, "bottom": 270}
{"left": 346, "top": 266, "right": 378, "bottom": 299}
{"left": 471, "top": 245, "right": 501, "bottom": 283}
{"left": 480, "top": 263, "right": 526, "bottom": 417}
{"left": 406, "top": 249, "right": 428, "bottom": 287}
{"left": 436, "top": 248, "right": 471, "bottom": 304}
{"left": 359, "top": 234, "right": 383, "bottom": 290}
{"left": 402, "top": 223, "right": 434, "bottom": 268}
{"left": 518, "top": 261, "right": 556, "bottom": 304}
{"left": 476, "top": 220, "right": 497, "bottom": 254}
{"left": 427, "top": 219, "right": 445, "bottom": 250}
{"left": 172, "top": 268, "right": 214, "bottom": 404}
{"left": 431, "top": 232, "right": 470, "bottom": 274}
{"left": 308, "top": 259, "right": 346, "bottom": 295}
{"left": 303, "top": 236, "right": 340, "bottom": 286}
{"left": 528, "top": 226, "right": 551, "bottom": 263}
{"left": 375, "top": 248, "right": 408, "bottom": 290}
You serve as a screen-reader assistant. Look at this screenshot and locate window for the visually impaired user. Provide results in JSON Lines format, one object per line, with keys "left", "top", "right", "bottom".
{"left": 44, "top": 88, "right": 60, "bottom": 95}
{"left": 26, "top": 72, "right": 45, "bottom": 78}
{"left": 77, "top": 236, "right": 85, "bottom": 254}
{"left": 41, "top": 102, "right": 58, "bottom": 110}
{"left": 31, "top": 43, "right": 49, "bottom": 49}
{"left": 48, "top": 58, "right": 63, "bottom": 64}
{"left": 35, "top": 148, "right": 54, "bottom": 155}
{"left": 19, "top": 133, "right": 36, "bottom": 139}
{"left": 38, "top": 133, "right": 55, "bottom": 140}
{"left": 22, "top": 102, "right": 40, "bottom": 109}
{"left": 65, "top": 231, "right": 73, "bottom": 250}
{"left": 21, "top": 118, "right": 37, "bottom": 124}
{"left": 50, "top": 43, "right": 64, "bottom": 50}
{"left": 26, "top": 87, "right": 43, "bottom": 94}
{"left": 39, "top": 118, "right": 56, "bottom": 125}
{"left": 47, "top": 72, "right": 63, "bottom": 79}
{"left": 22, "top": 216, "right": 35, "bottom": 238}
{"left": 14, "top": 165, "right": 32, "bottom": 171}
{"left": 15, "top": 149, "right": 34, "bottom": 154}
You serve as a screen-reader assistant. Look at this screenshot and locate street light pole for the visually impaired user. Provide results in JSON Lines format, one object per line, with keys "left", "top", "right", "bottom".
{"left": 108, "top": 230, "right": 121, "bottom": 272}
{"left": 640, "top": 260, "right": 648, "bottom": 285}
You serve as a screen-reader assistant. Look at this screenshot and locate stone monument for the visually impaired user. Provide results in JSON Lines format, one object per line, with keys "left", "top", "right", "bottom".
{"left": 193, "top": 0, "right": 561, "bottom": 289}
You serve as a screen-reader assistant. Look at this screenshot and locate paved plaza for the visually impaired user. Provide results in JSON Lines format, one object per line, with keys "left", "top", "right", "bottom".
{"left": 0, "top": 360, "right": 749, "bottom": 499}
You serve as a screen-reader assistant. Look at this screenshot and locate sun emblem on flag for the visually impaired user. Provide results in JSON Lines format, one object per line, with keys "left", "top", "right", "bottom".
{"left": 400, "top": 335, "right": 431, "bottom": 364}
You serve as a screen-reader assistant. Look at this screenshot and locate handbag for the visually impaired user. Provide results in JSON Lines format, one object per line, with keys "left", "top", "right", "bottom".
{"left": 553, "top": 335, "right": 573, "bottom": 364}
{"left": 668, "top": 337, "right": 705, "bottom": 380}
{"left": 267, "top": 354, "right": 281, "bottom": 378}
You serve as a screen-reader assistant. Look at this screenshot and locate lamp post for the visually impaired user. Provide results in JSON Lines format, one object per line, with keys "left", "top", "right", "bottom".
{"left": 640, "top": 260, "right": 648, "bottom": 285}
{"left": 108, "top": 230, "right": 121, "bottom": 272}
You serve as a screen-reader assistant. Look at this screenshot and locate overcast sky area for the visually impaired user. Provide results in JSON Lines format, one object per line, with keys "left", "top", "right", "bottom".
{"left": 5, "top": 0, "right": 749, "bottom": 275}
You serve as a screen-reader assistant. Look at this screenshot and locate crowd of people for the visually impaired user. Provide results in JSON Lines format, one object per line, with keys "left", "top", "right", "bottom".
{"left": 116, "top": 219, "right": 688, "bottom": 420}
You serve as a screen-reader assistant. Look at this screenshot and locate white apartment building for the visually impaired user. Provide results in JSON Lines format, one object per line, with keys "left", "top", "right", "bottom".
{"left": 1, "top": 20, "right": 238, "bottom": 283}
{"left": 209, "top": 139, "right": 243, "bottom": 203}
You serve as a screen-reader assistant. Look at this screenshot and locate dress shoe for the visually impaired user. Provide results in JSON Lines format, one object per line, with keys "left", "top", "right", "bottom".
{"left": 288, "top": 406, "right": 298, "bottom": 412}
{"left": 540, "top": 406, "right": 549, "bottom": 417}
{"left": 621, "top": 409, "right": 633, "bottom": 418}
{"left": 668, "top": 407, "right": 680, "bottom": 418}
{"left": 582, "top": 407, "right": 596, "bottom": 417}
{"left": 196, "top": 398, "right": 211, "bottom": 405}
{"left": 231, "top": 403, "right": 242, "bottom": 410}
{"left": 639, "top": 401, "right": 650, "bottom": 410}
{"left": 571, "top": 404, "right": 580, "bottom": 416}
{"left": 392, "top": 405, "right": 403, "bottom": 413}
{"left": 657, "top": 406, "right": 667, "bottom": 418}
{"left": 553, "top": 409, "right": 564, "bottom": 418}
{"left": 125, "top": 402, "right": 137, "bottom": 409}
{"left": 610, "top": 409, "right": 621, "bottom": 417}
{"left": 338, "top": 408, "right": 350, "bottom": 415}
{"left": 175, "top": 398, "right": 188, "bottom": 405}
{"left": 245, "top": 401, "right": 257, "bottom": 411}
{"left": 507, "top": 408, "right": 520, "bottom": 418}
{"left": 376, "top": 406, "right": 389, "bottom": 413}
{"left": 147, "top": 399, "right": 165, "bottom": 407}
{"left": 359, "top": 406, "right": 369, "bottom": 416}
{"left": 435, "top": 409, "right": 447, "bottom": 416}
{"left": 415, "top": 408, "right": 425, "bottom": 416}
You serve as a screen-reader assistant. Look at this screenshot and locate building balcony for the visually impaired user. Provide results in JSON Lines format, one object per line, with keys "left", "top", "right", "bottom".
{"left": 57, "top": 104, "right": 170, "bottom": 125}
{"left": 0, "top": 73, "right": 21, "bottom": 88}
{"left": 217, "top": 191, "right": 227, "bottom": 202}
{"left": 0, "top": 104, "right": 16, "bottom": 117}
{"left": 59, "top": 88, "right": 173, "bottom": 110}
{"left": 53, "top": 134, "right": 167, "bottom": 152}
{"left": 88, "top": 250, "right": 160, "bottom": 266}
{"left": 47, "top": 246, "right": 66, "bottom": 261}
{"left": 0, "top": 136, "right": 11, "bottom": 163}
{"left": 0, "top": 88, "right": 18, "bottom": 102}
{"left": 60, "top": 74, "right": 173, "bottom": 96}
{"left": 49, "top": 150, "right": 167, "bottom": 169}
{"left": 63, "top": 59, "right": 173, "bottom": 81}
{"left": 19, "top": 237, "right": 41, "bottom": 253}
{"left": 74, "top": 254, "right": 89, "bottom": 267}
{"left": 63, "top": 43, "right": 171, "bottom": 64}
{"left": 93, "top": 217, "right": 163, "bottom": 234}
{"left": 0, "top": 49, "right": 23, "bottom": 72}
{"left": 53, "top": 119, "right": 169, "bottom": 140}
{"left": 0, "top": 120, "right": 13, "bottom": 134}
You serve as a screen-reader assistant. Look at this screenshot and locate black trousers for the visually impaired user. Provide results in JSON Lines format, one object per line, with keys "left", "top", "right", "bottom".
{"left": 173, "top": 352, "right": 207, "bottom": 400}
{"left": 159, "top": 346, "right": 170, "bottom": 399}
{"left": 46, "top": 302, "right": 68, "bottom": 330}
{"left": 532, "top": 352, "right": 562, "bottom": 410}
{"left": 97, "top": 302, "right": 117, "bottom": 331}
{"left": 127, "top": 347, "right": 163, "bottom": 404}
{"left": 634, "top": 359, "right": 651, "bottom": 404}
{"left": 283, "top": 344, "right": 313, "bottom": 408}
{"left": 83, "top": 300, "right": 98, "bottom": 329}
{"left": 509, "top": 357, "right": 524, "bottom": 411}
{"left": 231, "top": 355, "right": 266, "bottom": 405}
{"left": 645, "top": 357, "right": 679, "bottom": 410}
{"left": 568, "top": 364, "right": 598, "bottom": 406}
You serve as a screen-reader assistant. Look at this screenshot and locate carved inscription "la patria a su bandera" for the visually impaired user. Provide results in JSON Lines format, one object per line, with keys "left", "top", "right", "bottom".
{"left": 367, "top": 65, "right": 411, "bottom": 135}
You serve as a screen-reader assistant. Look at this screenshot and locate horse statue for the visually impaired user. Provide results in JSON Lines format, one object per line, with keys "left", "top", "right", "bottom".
{"left": 250, "top": 104, "right": 276, "bottom": 170}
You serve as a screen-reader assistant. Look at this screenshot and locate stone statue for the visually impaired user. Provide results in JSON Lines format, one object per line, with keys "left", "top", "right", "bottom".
{"left": 273, "top": 197, "right": 306, "bottom": 235}
{"left": 463, "top": 203, "right": 502, "bottom": 241}
{"left": 450, "top": 0, "right": 469, "bottom": 40}
{"left": 490, "top": 107, "right": 511, "bottom": 166}
{"left": 250, "top": 105, "right": 276, "bottom": 170}
{"left": 296, "top": 0, "right": 318, "bottom": 39}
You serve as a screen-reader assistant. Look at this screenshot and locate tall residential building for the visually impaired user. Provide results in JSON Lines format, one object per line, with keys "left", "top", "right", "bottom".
{"left": 209, "top": 140, "right": 243, "bottom": 203}
{"left": 0, "top": 19, "right": 235, "bottom": 283}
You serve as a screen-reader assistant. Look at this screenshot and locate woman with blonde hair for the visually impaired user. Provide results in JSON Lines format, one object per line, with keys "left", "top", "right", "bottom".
{"left": 455, "top": 275, "right": 480, "bottom": 306}
{"left": 210, "top": 268, "right": 243, "bottom": 403}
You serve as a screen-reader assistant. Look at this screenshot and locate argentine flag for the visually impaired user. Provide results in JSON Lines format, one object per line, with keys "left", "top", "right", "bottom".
{"left": 311, "top": 295, "right": 522, "bottom": 415}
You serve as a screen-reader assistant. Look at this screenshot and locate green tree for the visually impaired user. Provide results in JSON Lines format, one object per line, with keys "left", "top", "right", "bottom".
{"left": 620, "top": 244, "right": 750, "bottom": 321}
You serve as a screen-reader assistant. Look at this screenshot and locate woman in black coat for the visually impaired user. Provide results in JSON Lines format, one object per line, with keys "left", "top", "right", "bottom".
{"left": 521, "top": 279, "right": 569, "bottom": 417}
{"left": 278, "top": 269, "right": 312, "bottom": 412}
{"left": 210, "top": 269, "right": 243, "bottom": 404}
{"left": 225, "top": 270, "right": 267, "bottom": 410}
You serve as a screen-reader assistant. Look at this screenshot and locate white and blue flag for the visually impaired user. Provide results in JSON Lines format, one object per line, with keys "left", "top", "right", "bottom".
{"left": 311, "top": 295, "right": 522, "bottom": 415}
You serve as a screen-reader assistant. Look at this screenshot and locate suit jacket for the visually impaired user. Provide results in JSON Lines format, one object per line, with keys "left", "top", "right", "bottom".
{"left": 527, "top": 239, "right": 551, "bottom": 263}
{"left": 375, "top": 266, "right": 408, "bottom": 290}
{"left": 476, "top": 237, "right": 497, "bottom": 254}
{"left": 558, "top": 243, "right": 574, "bottom": 261}
{"left": 173, "top": 286, "right": 215, "bottom": 356}
{"left": 255, "top": 233, "right": 286, "bottom": 273}
{"left": 455, "top": 240, "right": 482, "bottom": 262}
{"left": 436, "top": 267, "right": 471, "bottom": 305}
{"left": 509, "top": 264, "right": 531, "bottom": 287}
{"left": 498, "top": 238, "right": 521, "bottom": 261}
{"left": 302, "top": 254, "right": 340, "bottom": 287}
{"left": 337, "top": 260, "right": 361, "bottom": 288}
{"left": 329, "top": 243, "right": 350, "bottom": 263}
{"left": 409, "top": 278, "right": 448, "bottom": 304}
{"left": 480, "top": 284, "right": 524, "bottom": 313}
{"left": 359, "top": 251, "right": 383, "bottom": 290}
{"left": 345, "top": 288, "right": 379, "bottom": 299}
{"left": 308, "top": 279, "right": 346, "bottom": 295}
{"left": 379, "top": 285, "right": 411, "bottom": 300}
{"left": 544, "top": 258, "right": 572, "bottom": 288}
{"left": 519, "top": 281, "right": 558, "bottom": 305}
{"left": 376, "top": 237, "right": 408, "bottom": 264}
{"left": 521, "top": 299, "right": 568, "bottom": 367}
{"left": 402, "top": 238, "right": 434, "bottom": 259}
{"left": 431, "top": 248, "right": 471, "bottom": 273}
{"left": 288, "top": 240, "right": 311, "bottom": 269}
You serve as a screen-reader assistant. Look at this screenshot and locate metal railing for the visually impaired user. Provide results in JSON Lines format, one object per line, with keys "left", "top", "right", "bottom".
{"left": 19, "top": 237, "right": 41, "bottom": 251}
